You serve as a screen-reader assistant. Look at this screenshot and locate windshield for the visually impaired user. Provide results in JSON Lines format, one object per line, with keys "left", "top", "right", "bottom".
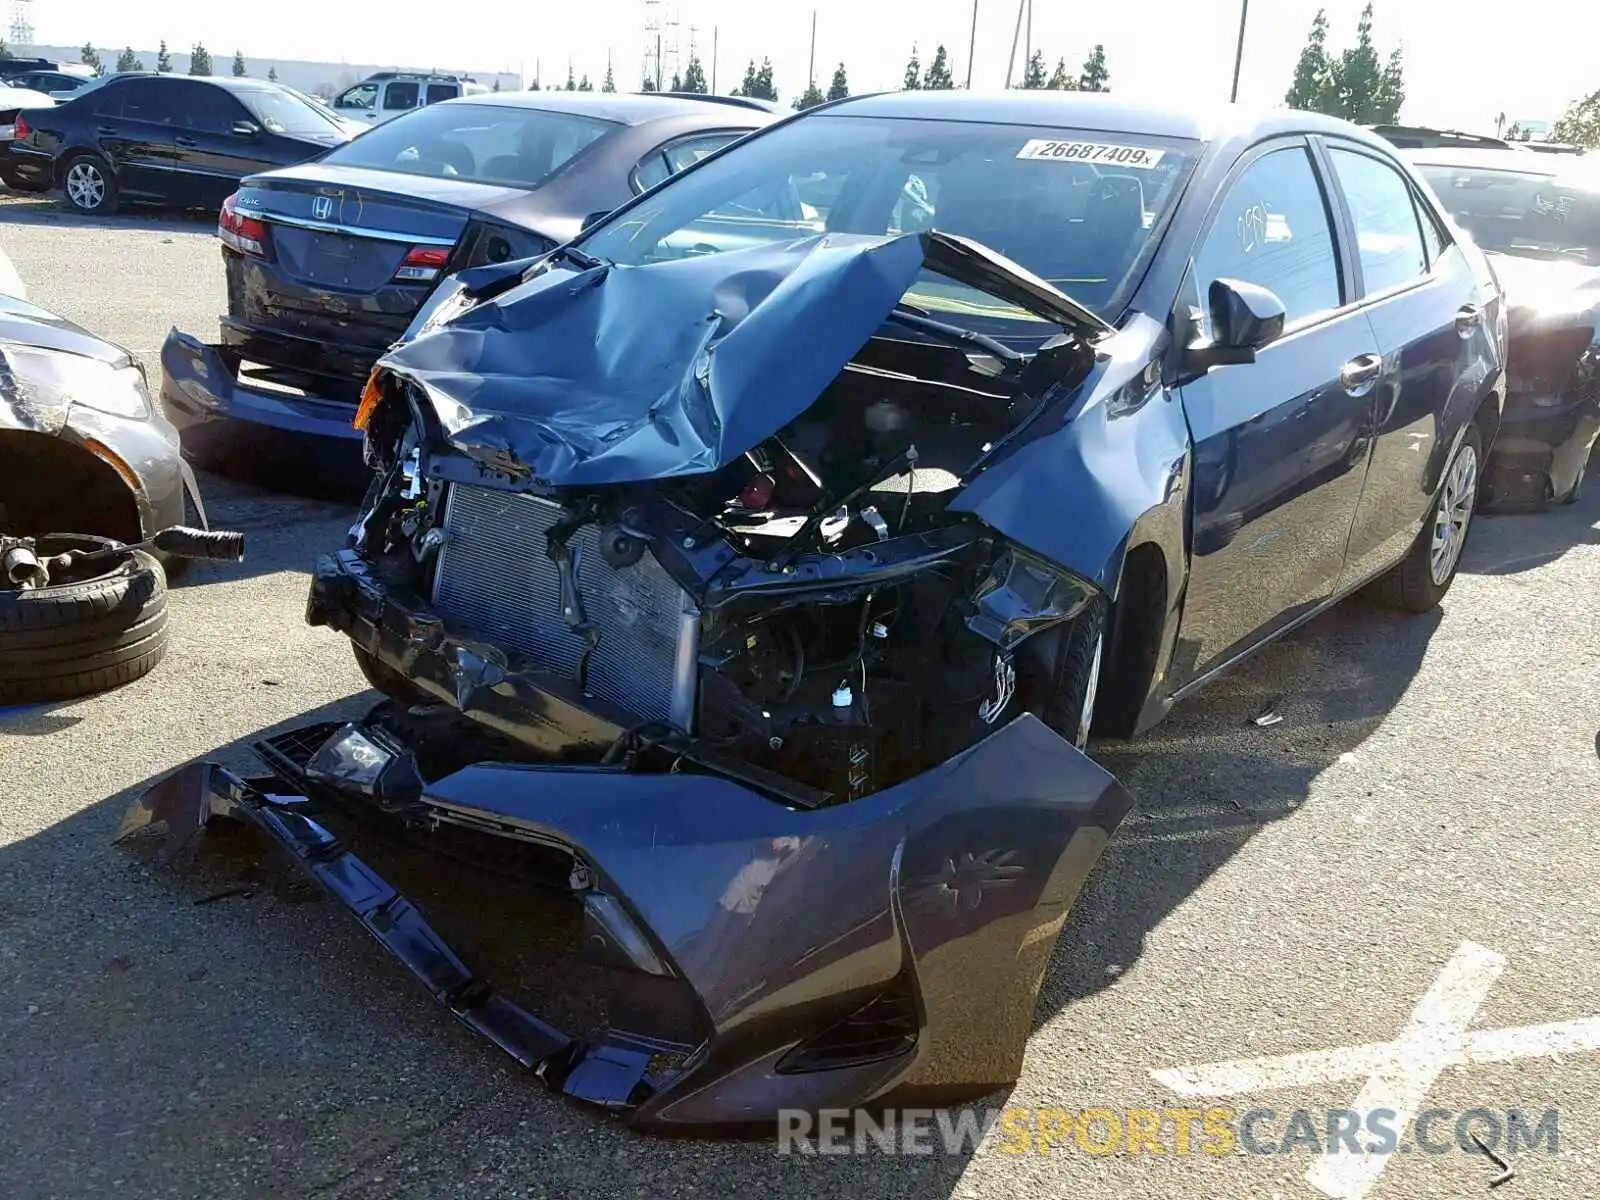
{"left": 1417, "top": 163, "right": 1600, "bottom": 266}
{"left": 577, "top": 114, "right": 1197, "bottom": 327}
{"left": 320, "top": 102, "right": 619, "bottom": 190}
{"left": 238, "top": 86, "right": 344, "bottom": 137}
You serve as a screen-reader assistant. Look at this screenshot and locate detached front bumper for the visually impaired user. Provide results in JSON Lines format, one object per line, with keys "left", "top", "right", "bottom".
{"left": 134, "top": 549, "right": 1135, "bottom": 1131}
{"left": 1481, "top": 389, "right": 1600, "bottom": 508}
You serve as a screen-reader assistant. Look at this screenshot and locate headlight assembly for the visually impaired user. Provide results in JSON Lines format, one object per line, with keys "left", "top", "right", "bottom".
{"left": 0, "top": 344, "right": 150, "bottom": 422}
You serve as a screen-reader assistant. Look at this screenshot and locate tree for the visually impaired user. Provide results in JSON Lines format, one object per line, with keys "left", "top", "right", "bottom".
{"left": 1046, "top": 57, "right": 1075, "bottom": 90}
{"left": 752, "top": 58, "right": 776, "bottom": 101}
{"left": 578, "top": 74, "right": 593, "bottom": 92}
{"left": 1372, "top": 46, "right": 1405, "bottom": 124}
{"left": 737, "top": 59, "right": 758, "bottom": 96}
{"left": 81, "top": 43, "right": 103, "bottom": 76}
{"left": 564, "top": 65, "right": 576, "bottom": 91}
{"left": 189, "top": 43, "right": 212, "bottom": 76}
{"left": 0, "top": 41, "right": 10, "bottom": 61}
{"left": 680, "top": 54, "right": 707, "bottom": 93}
{"left": 924, "top": 44, "right": 954, "bottom": 90}
{"left": 1331, "top": 3, "right": 1383, "bottom": 123}
{"left": 640, "top": 76, "right": 656, "bottom": 92}
{"left": 267, "top": 67, "right": 277, "bottom": 83}
{"left": 1285, "top": 10, "right": 1336, "bottom": 112}
{"left": 491, "top": 78, "right": 500, "bottom": 92}
{"left": 116, "top": 47, "right": 143, "bottom": 73}
{"left": 670, "top": 72, "right": 682, "bottom": 92}
{"left": 156, "top": 41, "right": 173, "bottom": 73}
{"left": 1078, "top": 44, "right": 1109, "bottom": 92}
{"left": 231, "top": 50, "right": 247, "bottom": 77}
{"left": 826, "top": 62, "right": 849, "bottom": 102}
{"left": 1020, "top": 49, "right": 1047, "bottom": 89}
{"left": 792, "top": 81, "right": 824, "bottom": 110}
{"left": 1552, "top": 89, "right": 1600, "bottom": 148}
{"left": 902, "top": 44, "right": 921, "bottom": 90}
{"left": 601, "top": 63, "right": 617, "bottom": 92}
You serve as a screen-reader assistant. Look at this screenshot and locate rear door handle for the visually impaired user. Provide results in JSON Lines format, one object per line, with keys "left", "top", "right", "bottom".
{"left": 174, "top": 136, "right": 197, "bottom": 148}
{"left": 1455, "top": 304, "right": 1483, "bottom": 336}
{"left": 95, "top": 125, "right": 117, "bottom": 136}
{"left": 1340, "top": 354, "right": 1383, "bottom": 397}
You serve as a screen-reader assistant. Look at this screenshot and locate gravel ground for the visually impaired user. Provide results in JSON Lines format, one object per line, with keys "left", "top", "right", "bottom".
{"left": 1, "top": 197, "right": 1598, "bottom": 1200}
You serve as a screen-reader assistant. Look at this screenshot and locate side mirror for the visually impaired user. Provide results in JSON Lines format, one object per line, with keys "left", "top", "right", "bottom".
{"left": 231, "top": 120, "right": 260, "bottom": 137}
{"left": 1186, "top": 277, "right": 1287, "bottom": 373}
{"left": 580, "top": 210, "right": 609, "bottom": 232}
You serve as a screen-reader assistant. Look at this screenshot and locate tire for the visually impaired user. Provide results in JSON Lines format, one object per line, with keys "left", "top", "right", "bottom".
{"left": 352, "top": 643, "right": 427, "bottom": 706}
{"left": 1372, "top": 424, "right": 1483, "bottom": 613}
{"left": 1041, "top": 594, "right": 1108, "bottom": 750}
{"left": 59, "top": 153, "right": 118, "bottom": 215}
{"left": 0, "top": 539, "right": 168, "bottom": 702}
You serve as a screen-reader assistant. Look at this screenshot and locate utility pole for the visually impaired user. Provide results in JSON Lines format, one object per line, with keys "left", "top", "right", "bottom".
{"left": 1229, "top": 0, "right": 1249, "bottom": 103}
{"left": 1004, "top": 0, "right": 1025, "bottom": 87}
{"left": 711, "top": 25, "right": 718, "bottom": 92}
{"left": 1024, "top": 0, "right": 1032, "bottom": 80}
{"left": 655, "top": 31, "right": 662, "bottom": 91}
{"left": 808, "top": 10, "right": 816, "bottom": 87}
{"left": 965, "top": 0, "right": 978, "bottom": 89}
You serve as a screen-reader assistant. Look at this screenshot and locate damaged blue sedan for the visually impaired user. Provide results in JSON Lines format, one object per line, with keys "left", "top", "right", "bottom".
{"left": 128, "top": 93, "right": 1506, "bottom": 1130}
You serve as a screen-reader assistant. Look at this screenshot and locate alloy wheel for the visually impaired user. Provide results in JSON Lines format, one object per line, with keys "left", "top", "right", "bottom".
{"left": 1429, "top": 441, "right": 1478, "bottom": 585}
{"left": 65, "top": 162, "right": 105, "bottom": 211}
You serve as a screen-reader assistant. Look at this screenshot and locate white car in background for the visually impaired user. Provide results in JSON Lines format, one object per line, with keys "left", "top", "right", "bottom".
{"left": 0, "top": 85, "right": 55, "bottom": 191}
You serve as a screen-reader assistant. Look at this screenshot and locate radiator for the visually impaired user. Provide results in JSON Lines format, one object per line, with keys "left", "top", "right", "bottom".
{"left": 432, "top": 485, "right": 699, "bottom": 729}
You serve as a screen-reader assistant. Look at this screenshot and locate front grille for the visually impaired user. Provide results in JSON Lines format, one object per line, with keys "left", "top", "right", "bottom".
{"left": 433, "top": 485, "right": 697, "bottom": 728}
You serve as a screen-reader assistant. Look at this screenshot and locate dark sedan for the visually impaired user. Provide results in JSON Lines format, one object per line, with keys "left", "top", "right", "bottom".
{"left": 139, "top": 92, "right": 1505, "bottom": 1131}
{"left": 1408, "top": 147, "right": 1600, "bottom": 505}
{"left": 158, "top": 91, "right": 774, "bottom": 481}
{"left": 5, "top": 74, "right": 350, "bottom": 214}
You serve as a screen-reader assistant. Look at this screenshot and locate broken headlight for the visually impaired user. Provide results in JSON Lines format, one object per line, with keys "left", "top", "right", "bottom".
{"left": 304, "top": 723, "right": 423, "bottom": 806}
{"left": 0, "top": 345, "right": 150, "bottom": 422}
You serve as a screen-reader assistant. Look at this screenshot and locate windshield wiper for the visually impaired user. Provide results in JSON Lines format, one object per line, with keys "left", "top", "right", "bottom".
{"left": 886, "top": 303, "right": 1024, "bottom": 364}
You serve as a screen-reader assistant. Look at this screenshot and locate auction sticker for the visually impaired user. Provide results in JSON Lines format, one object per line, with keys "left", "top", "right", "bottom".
{"left": 1016, "top": 139, "right": 1166, "bottom": 168}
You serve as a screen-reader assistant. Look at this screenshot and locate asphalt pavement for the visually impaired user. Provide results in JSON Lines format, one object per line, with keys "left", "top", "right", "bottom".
{"left": 1, "top": 196, "right": 1598, "bottom": 1200}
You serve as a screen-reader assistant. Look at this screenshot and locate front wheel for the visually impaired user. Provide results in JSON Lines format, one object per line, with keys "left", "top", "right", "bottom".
{"left": 1372, "top": 424, "right": 1482, "bottom": 613}
{"left": 60, "top": 154, "right": 118, "bottom": 215}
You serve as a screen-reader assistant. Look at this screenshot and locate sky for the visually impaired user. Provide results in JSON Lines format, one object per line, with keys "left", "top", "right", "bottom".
{"left": 30, "top": 0, "right": 1600, "bottom": 132}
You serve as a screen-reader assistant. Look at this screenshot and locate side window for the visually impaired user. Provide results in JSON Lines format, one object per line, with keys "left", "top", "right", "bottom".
{"left": 1417, "top": 200, "right": 1447, "bottom": 266}
{"left": 109, "top": 81, "right": 175, "bottom": 125}
{"left": 333, "top": 83, "right": 376, "bottom": 111}
{"left": 1193, "top": 146, "right": 1342, "bottom": 332}
{"left": 173, "top": 82, "right": 249, "bottom": 134}
{"left": 425, "top": 84, "right": 456, "bottom": 106}
{"left": 1328, "top": 147, "right": 1428, "bottom": 295}
{"left": 383, "top": 82, "right": 419, "bottom": 112}
{"left": 635, "top": 132, "right": 740, "bottom": 192}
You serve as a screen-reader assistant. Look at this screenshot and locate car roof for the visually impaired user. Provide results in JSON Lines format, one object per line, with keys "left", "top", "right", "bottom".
{"left": 1406, "top": 146, "right": 1560, "bottom": 173}
{"left": 815, "top": 89, "right": 1391, "bottom": 149}
{"left": 437, "top": 89, "right": 777, "bottom": 127}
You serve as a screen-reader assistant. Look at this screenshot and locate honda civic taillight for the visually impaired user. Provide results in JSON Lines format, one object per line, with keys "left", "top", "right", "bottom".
{"left": 13, "top": 114, "right": 30, "bottom": 140}
{"left": 218, "top": 192, "right": 271, "bottom": 258}
{"left": 393, "top": 246, "right": 450, "bottom": 283}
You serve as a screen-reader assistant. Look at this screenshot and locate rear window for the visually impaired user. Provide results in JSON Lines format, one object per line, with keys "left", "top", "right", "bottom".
{"left": 318, "top": 101, "right": 619, "bottom": 190}
{"left": 1416, "top": 162, "right": 1600, "bottom": 266}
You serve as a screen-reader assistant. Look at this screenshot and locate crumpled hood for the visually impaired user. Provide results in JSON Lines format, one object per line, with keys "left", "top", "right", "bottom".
{"left": 378, "top": 230, "right": 1107, "bottom": 486}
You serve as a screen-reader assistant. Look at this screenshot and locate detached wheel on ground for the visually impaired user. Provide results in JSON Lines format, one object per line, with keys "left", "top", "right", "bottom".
{"left": 0, "top": 537, "right": 168, "bottom": 702}
{"left": 1372, "top": 424, "right": 1482, "bottom": 613}
{"left": 60, "top": 154, "right": 118, "bottom": 215}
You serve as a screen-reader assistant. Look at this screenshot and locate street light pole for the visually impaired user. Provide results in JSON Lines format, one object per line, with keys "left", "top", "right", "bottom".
{"left": 1229, "top": 0, "right": 1249, "bottom": 103}
{"left": 965, "top": 0, "right": 978, "bottom": 89}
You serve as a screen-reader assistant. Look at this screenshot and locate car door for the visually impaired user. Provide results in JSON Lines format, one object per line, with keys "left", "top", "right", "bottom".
{"left": 166, "top": 81, "right": 263, "bottom": 208}
{"left": 331, "top": 81, "right": 378, "bottom": 126}
{"left": 378, "top": 81, "right": 419, "bottom": 125}
{"left": 1172, "top": 139, "right": 1381, "bottom": 685}
{"left": 1322, "top": 141, "right": 1491, "bottom": 589}
{"left": 90, "top": 79, "right": 178, "bottom": 199}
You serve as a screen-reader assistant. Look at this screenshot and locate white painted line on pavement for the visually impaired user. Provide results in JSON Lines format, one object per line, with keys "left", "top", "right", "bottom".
{"left": 1153, "top": 940, "right": 1600, "bottom": 1200}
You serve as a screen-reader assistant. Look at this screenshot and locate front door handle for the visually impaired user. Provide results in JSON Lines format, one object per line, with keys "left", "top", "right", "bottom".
{"left": 1340, "top": 354, "right": 1383, "bottom": 397}
{"left": 174, "top": 136, "right": 198, "bottom": 148}
{"left": 1455, "top": 304, "right": 1483, "bottom": 336}
{"left": 95, "top": 125, "right": 117, "bottom": 136}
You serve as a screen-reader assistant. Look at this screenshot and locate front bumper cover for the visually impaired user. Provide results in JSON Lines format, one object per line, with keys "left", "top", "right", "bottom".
{"left": 1481, "top": 390, "right": 1600, "bottom": 508}
{"left": 125, "top": 706, "right": 1130, "bottom": 1130}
